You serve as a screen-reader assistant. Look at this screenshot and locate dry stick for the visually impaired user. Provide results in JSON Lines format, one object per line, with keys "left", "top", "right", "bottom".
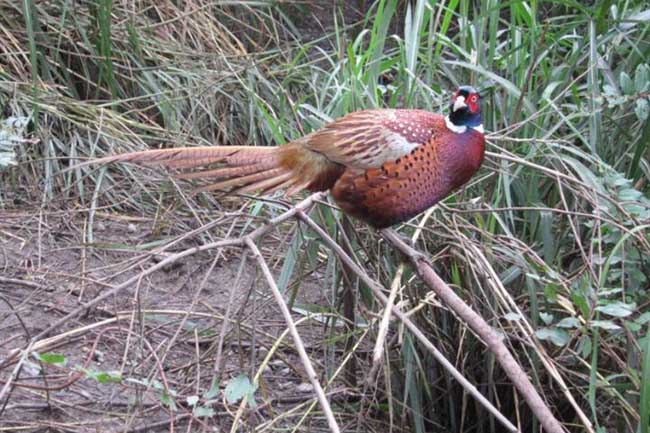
{"left": 0, "top": 341, "right": 34, "bottom": 404}
{"left": 372, "top": 264, "right": 403, "bottom": 371}
{"left": 7, "top": 190, "right": 552, "bottom": 432}
{"left": 450, "top": 227, "right": 595, "bottom": 433}
{"left": 296, "top": 211, "right": 519, "bottom": 433}
{"left": 370, "top": 206, "right": 435, "bottom": 378}
{"left": 213, "top": 253, "right": 248, "bottom": 378}
{"left": 245, "top": 238, "right": 341, "bottom": 433}
{"left": 4, "top": 192, "right": 335, "bottom": 431}
{"left": 381, "top": 229, "right": 567, "bottom": 433}
{"left": 23, "top": 192, "right": 327, "bottom": 347}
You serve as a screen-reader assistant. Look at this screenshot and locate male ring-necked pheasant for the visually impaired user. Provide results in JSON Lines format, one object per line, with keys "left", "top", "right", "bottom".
{"left": 93, "top": 86, "right": 485, "bottom": 228}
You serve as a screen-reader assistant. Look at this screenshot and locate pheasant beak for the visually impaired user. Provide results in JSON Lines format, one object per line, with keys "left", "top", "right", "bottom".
{"left": 453, "top": 95, "right": 467, "bottom": 112}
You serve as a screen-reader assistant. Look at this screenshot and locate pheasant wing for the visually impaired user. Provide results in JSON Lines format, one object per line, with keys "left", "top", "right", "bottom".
{"left": 302, "top": 109, "right": 444, "bottom": 169}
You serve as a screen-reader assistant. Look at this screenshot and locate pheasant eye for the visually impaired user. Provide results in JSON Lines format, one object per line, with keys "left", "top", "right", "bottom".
{"left": 470, "top": 95, "right": 478, "bottom": 102}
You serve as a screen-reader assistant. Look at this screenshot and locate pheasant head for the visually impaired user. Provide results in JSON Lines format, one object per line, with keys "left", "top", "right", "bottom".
{"left": 446, "top": 86, "right": 483, "bottom": 134}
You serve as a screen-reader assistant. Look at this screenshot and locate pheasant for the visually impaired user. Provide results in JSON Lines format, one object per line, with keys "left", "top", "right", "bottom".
{"left": 90, "top": 86, "right": 485, "bottom": 228}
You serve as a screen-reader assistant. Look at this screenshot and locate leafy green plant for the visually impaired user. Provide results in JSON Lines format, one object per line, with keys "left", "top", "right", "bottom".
{"left": 33, "top": 352, "right": 66, "bottom": 366}
{"left": 185, "top": 377, "right": 220, "bottom": 418}
{"left": 79, "top": 368, "right": 122, "bottom": 384}
{"left": 224, "top": 374, "right": 257, "bottom": 407}
{"left": 127, "top": 378, "right": 178, "bottom": 410}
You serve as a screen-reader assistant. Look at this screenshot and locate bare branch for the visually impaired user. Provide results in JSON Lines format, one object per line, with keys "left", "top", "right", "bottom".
{"left": 24, "top": 192, "right": 327, "bottom": 346}
{"left": 381, "top": 228, "right": 568, "bottom": 433}
{"left": 5, "top": 191, "right": 567, "bottom": 433}
{"left": 296, "top": 211, "right": 519, "bottom": 433}
{"left": 245, "top": 238, "right": 341, "bottom": 433}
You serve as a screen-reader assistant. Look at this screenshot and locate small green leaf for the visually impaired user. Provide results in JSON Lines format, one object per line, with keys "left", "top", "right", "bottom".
{"left": 578, "top": 335, "right": 592, "bottom": 358}
{"left": 636, "top": 312, "right": 650, "bottom": 325}
{"left": 193, "top": 405, "right": 215, "bottom": 418}
{"left": 34, "top": 352, "right": 67, "bottom": 366}
{"left": 544, "top": 283, "right": 559, "bottom": 302}
{"left": 620, "top": 71, "right": 634, "bottom": 94}
{"left": 599, "top": 287, "right": 623, "bottom": 296}
{"left": 590, "top": 320, "right": 621, "bottom": 331}
{"left": 635, "top": 98, "right": 649, "bottom": 121}
{"left": 619, "top": 187, "right": 643, "bottom": 201}
{"left": 224, "top": 375, "right": 258, "bottom": 407}
{"left": 595, "top": 301, "right": 636, "bottom": 318}
{"left": 603, "top": 84, "right": 618, "bottom": 97}
{"left": 557, "top": 317, "right": 581, "bottom": 329}
{"left": 635, "top": 64, "right": 649, "bottom": 93}
{"left": 186, "top": 395, "right": 199, "bottom": 407}
{"left": 626, "top": 321, "right": 642, "bottom": 332}
{"left": 94, "top": 371, "right": 122, "bottom": 384}
{"left": 571, "top": 291, "right": 591, "bottom": 318}
{"left": 536, "top": 328, "right": 570, "bottom": 346}
{"left": 540, "top": 312, "right": 554, "bottom": 325}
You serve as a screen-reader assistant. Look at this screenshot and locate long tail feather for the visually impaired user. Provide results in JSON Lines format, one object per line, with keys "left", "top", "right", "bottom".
{"left": 176, "top": 164, "right": 264, "bottom": 181}
{"left": 235, "top": 171, "right": 295, "bottom": 195}
{"left": 83, "top": 142, "right": 342, "bottom": 198}
{"left": 91, "top": 146, "right": 275, "bottom": 169}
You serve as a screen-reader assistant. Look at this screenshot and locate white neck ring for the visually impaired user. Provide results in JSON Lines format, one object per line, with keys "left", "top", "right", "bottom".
{"left": 445, "top": 115, "right": 484, "bottom": 134}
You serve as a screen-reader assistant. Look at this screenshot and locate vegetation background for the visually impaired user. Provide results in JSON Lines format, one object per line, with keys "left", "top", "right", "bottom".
{"left": 1, "top": 0, "right": 649, "bottom": 432}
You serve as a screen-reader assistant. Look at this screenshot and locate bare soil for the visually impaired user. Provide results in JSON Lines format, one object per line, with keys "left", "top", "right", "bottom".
{"left": 0, "top": 205, "right": 366, "bottom": 432}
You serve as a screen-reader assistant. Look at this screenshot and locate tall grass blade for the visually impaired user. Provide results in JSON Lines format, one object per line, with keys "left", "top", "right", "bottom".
{"left": 94, "top": 0, "right": 117, "bottom": 98}
{"left": 641, "top": 322, "right": 650, "bottom": 433}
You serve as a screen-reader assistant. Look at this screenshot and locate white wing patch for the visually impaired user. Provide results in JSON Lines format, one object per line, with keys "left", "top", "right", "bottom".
{"left": 379, "top": 129, "right": 419, "bottom": 161}
{"left": 347, "top": 129, "right": 420, "bottom": 168}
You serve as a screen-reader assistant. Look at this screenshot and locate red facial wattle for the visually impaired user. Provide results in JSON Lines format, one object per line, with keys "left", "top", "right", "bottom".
{"left": 467, "top": 94, "right": 479, "bottom": 113}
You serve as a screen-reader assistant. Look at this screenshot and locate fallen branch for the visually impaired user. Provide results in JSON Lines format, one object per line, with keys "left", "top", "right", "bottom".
{"left": 246, "top": 238, "right": 341, "bottom": 433}
{"left": 3, "top": 191, "right": 568, "bottom": 433}
{"left": 2, "top": 193, "right": 341, "bottom": 433}
{"left": 26, "top": 191, "right": 327, "bottom": 344}
{"left": 381, "top": 228, "right": 567, "bottom": 433}
{"left": 296, "top": 211, "right": 520, "bottom": 433}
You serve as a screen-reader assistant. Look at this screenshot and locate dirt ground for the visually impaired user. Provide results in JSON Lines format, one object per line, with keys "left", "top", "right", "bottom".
{"left": 0, "top": 204, "right": 369, "bottom": 432}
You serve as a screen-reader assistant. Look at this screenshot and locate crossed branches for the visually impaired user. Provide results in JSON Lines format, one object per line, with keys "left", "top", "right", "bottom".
{"left": 1, "top": 192, "right": 573, "bottom": 433}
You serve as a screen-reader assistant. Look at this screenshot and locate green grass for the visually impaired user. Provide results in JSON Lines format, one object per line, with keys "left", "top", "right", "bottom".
{"left": 1, "top": 0, "right": 649, "bottom": 432}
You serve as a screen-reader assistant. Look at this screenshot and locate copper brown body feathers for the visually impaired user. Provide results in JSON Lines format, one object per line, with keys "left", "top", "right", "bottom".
{"left": 91, "top": 105, "right": 485, "bottom": 228}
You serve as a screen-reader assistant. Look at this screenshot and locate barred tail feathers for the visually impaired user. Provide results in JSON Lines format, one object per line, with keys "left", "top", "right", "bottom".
{"left": 94, "top": 144, "right": 338, "bottom": 196}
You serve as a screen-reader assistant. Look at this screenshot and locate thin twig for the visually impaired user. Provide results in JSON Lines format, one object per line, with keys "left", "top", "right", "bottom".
{"left": 5, "top": 190, "right": 566, "bottom": 433}
{"left": 22, "top": 192, "right": 326, "bottom": 347}
{"left": 245, "top": 238, "right": 341, "bottom": 433}
{"left": 0, "top": 276, "right": 52, "bottom": 291}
